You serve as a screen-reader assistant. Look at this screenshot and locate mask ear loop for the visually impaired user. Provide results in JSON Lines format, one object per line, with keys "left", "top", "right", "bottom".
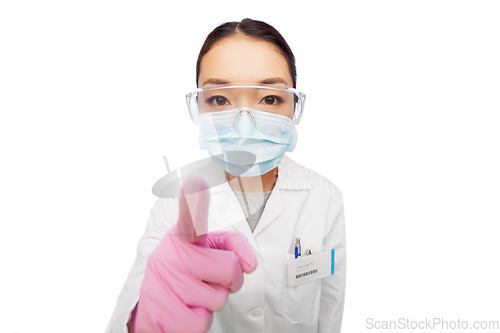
{"left": 231, "top": 107, "right": 259, "bottom": 131}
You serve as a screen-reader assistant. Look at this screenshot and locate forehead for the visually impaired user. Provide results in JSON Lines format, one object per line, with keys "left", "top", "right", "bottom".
{"left": 198, "top": 35, "right": 292, "bottom": 87}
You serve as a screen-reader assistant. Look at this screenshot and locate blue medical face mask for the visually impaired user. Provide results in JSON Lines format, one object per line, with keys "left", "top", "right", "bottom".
{"left": 198, "top": 108, "right": 298, "bottom": 177}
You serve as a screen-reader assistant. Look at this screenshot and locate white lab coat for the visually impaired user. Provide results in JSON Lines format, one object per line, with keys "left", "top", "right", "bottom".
{"left": 105, "top": 155, "right": 346, "bottom": 333}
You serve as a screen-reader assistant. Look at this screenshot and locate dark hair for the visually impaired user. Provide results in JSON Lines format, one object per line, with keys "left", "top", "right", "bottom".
{"left": 196, "top": 18, "right": 297, "bottom": 88}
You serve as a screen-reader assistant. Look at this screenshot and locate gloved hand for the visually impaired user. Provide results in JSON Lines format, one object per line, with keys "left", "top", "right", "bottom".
{"left": 130, "top": 176, "right": 258, "bottom": 333}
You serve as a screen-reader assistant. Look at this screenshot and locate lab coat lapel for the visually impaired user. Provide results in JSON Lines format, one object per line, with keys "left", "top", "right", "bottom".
{"left": 211, "top": 182, "right": 261, "bottom": 255}
{"left": 251, "top": 185, "right": 284, "bottom": 237}
{"left": 251, "top": 154, "right": 310, "bottom": 237}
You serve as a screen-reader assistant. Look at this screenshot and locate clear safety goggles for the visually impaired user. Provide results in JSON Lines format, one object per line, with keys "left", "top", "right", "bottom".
{"left": 186, "top": 84, "right": 306, "bottom": 129}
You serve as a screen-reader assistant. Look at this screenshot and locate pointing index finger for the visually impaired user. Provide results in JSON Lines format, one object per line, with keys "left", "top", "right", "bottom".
{"left": 175, "top": 176, "right": 210, "bottom": 245}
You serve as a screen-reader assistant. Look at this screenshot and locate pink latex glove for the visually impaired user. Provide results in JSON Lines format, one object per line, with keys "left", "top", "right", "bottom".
{"left": 130, "top": 176, "right": 258, "bottom": 333}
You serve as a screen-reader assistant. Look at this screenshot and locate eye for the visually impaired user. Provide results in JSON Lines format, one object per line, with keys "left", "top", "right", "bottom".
{"left": 207, "top": 95, "right": 229, "bottom": 106}
{"left": 261, "top": 95, "right": 283, "bottom": 105}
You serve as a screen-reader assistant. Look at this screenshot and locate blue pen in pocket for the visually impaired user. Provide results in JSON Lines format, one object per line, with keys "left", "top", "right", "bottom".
{"left": 294, "top": 237, "right": 301, "bottom": 258}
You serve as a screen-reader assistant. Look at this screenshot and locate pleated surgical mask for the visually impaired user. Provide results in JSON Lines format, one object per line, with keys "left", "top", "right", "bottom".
{"left": 197, "top": 107, "right": 298, "bottom": 177}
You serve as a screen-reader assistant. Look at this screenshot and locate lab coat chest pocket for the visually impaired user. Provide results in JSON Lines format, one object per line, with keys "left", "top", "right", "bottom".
{"left": 282, "top": 254, "right": 321, "bottom": 324}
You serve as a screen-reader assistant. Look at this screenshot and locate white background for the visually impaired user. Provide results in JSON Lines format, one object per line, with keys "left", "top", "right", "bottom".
{"left": 1, "top": 1, "right": 499, "bottom": 332}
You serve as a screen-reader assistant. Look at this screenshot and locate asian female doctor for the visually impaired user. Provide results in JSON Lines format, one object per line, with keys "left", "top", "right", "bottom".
{"left": 106, "top": 18, "right": 346, "bottom": 333}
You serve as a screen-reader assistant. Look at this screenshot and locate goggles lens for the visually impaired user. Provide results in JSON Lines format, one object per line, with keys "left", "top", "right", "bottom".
{"left": 186, "top": 85, "right": 305, "bottom": 125}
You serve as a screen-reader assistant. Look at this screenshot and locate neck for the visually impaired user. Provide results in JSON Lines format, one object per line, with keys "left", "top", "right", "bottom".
{"left": 225, "top": 167, "right": 278, "bottom": 192}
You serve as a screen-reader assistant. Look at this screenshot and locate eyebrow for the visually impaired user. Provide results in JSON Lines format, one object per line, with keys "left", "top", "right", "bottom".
{"left": 258, "top": 77, "right": 288, "bottom": 85}
{"left": 202, "top": 78, "right": 229, "bottom": 86}
{"left": 201, "top": 77, "right": 289, "bottom": 86}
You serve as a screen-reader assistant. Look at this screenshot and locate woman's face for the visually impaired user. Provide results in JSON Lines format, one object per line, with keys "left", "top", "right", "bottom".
{"left": 197, "top": 35, "right": 294, "bottom": 118}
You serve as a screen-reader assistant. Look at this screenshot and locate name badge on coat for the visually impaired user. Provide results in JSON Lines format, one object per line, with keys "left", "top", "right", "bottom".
{"left": 285, "top": 249, "right": 335, "bottom": 287}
